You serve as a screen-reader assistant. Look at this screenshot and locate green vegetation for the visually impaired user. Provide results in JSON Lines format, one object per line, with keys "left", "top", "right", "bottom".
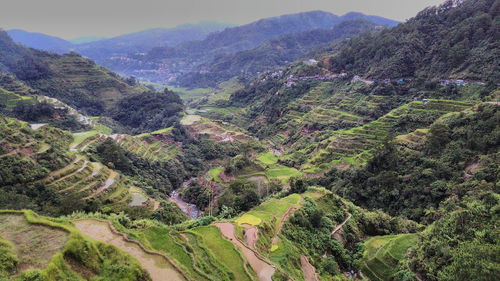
{"left": 0, "top": 2, "right": 498, "bottom": 281}
{"left": 188, "top": 226, "right": 253, "bottom": 281}
{"left": 209, "top": 166, "right": 224, "bottom": 182}
{"left": 110, "top": 89, "right": 184, "bottom": 134}
{"left": 301, "top": 99, "right": 473, "bottom": 171}
{"left": 256, "top": 152, "right": 278, "bottom": 165}
{"left": 323, "top": 103, "right": 498, "bottom": 221}
{"left": 326, "top": 0, "right": 498, "bottom": 82}
{"left": 361, "top": 234, "right": 418, "bottom": 281}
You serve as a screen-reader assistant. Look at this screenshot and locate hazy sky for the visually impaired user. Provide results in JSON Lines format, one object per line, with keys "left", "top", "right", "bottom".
{"left": 1, "top": 0, "right": 446, "bottom": 39}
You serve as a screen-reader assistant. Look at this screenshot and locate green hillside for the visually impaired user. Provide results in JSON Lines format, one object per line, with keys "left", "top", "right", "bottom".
{"left": 361, "top": 234, "right": 418, "bottom": 281}
{"left": 0, "top": 0, "right": 498, "bottom": 281}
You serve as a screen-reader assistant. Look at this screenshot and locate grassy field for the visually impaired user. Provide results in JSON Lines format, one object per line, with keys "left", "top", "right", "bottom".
{"left": 0, "top": 88, "right": 32, "bottom": 109}
{"left": 235, "top": 193, "right": 303, "bottom": 230}
{"left": 170, "top": 86, "right": 213, "bottom": 101}
{"left": 253, "top": 152, "right": 303, "bottom": 183}
{"left": 256, "top": 152, "right": 278, "bottom": 165}
{"left": 361, "top": 234, "right": 418, "bottom": 281}
{"left": 70, "top": 130, "right": 99, "bottom": 148}
{"left": 209, "top": 166, "right": 224, "bottom": 182}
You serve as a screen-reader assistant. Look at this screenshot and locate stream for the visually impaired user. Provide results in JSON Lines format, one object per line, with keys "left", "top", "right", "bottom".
{"left": 169, "top": 189, "right": 202, "bottom": 219}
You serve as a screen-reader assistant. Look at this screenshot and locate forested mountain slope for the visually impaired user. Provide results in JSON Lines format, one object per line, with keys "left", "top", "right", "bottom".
{"left": 0, "top": 31, "right": 184, "bottom": 133}
{"left": 75, "top": 21, "right": 234, "bottom": 63}
{"left": 324, "top": 0, "right": 499, "bottom": 82}
{"left": 7, "top": 21, "right": 232, "bottom": 58}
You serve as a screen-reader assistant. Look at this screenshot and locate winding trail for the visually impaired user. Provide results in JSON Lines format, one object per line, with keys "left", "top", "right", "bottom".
{"left": 272, "top": 206, "right": 298, "bottom": 245}
{"left": 74, "top": 219, "right": 186, "bottom": 281}
{"left": 215, "top": 222, "right": 275, "bottom": 281}
{"left": 331, "top": 213, "right": 352, "bottom": 236}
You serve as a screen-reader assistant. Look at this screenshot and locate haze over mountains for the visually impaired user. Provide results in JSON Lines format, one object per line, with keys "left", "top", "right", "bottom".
{"left": 7, "top": 10, "right": 399, "bottom": 85}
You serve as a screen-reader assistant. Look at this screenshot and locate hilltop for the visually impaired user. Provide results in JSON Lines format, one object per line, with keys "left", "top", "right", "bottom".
{"left": 324, "top": 0, "right": 499, "bottom": 82}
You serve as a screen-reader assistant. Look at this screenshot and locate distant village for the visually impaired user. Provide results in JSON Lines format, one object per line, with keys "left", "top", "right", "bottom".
{"left": 255, "top": 58, "right": 489, "bottom": 89}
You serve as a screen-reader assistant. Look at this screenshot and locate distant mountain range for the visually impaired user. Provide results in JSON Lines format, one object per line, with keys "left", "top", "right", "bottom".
{"left": 6, "top": 21, "right": 233, "bottom": 55}
{"left": 104, "top": 11, "right": 399, "bottom": 85}
{"left": 6, "top": 29, "right": 73, "bottom": 54}
{"left": 69, "top": 36, "right": 108, "bottom": 44}
{"left": 6, "top": 11, "right": 399, "bottom": 86}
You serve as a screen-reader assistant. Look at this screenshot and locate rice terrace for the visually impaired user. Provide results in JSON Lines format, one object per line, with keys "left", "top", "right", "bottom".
{"left": 0, "top": 0, "right": 498, "bottom": 280}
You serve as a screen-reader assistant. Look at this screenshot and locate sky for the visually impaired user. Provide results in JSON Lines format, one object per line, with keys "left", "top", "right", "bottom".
{"left": 1, "top": 0, "right": 446, "bottom": 39}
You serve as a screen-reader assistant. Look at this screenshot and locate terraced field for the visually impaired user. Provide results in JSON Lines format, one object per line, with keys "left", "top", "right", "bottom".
{"left": 361, "top": 234, "right": 418, "bottom": 281}
{"left": 300, "top": 99, "right": 474, "bottom": 172}
{"left": 181, "top": 115, "right": 253, "bottom": 143}
{"left": 0, "top": 116, "right": 151, "bottom": 212}
{"left": 0, "top": 211, "right": 149, "bottom": 280}
{"left": 242, "top": 152, "right": 302, "bottom": 184}
{"left": 0, "top": 75, "right": 34, "bottom": 97}
{"left": 116, "top": 132, "right": 180, "bottom": 162}
{"left": 0, "top": 213, "right": 68, "bottom": 272}
{"left": 0, "top": 88, "right": 32, "bottom": 109}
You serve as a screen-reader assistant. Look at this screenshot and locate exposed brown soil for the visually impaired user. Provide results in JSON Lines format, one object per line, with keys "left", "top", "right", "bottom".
{"left": 300, "top": 255, "right": 320, "bottom": 281}
{"left": 335, "top": 164, "right": 350, "bottom": 171}
{"left": 0, "top": 214, "right": 68, "bottom": 273}
{"left": 215, "top": 222, "right": 275, "bottom": 281}
{"left": 464, "top": 162, "right": 483, "bottom": 179}
{"left": 244, "top": 225, "right": 259, "bottom": 249}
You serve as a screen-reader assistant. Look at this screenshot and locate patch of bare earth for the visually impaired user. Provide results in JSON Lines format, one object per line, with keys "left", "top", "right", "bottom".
{"left": 0, "top": 214, "right": 68, "bottom": 272}
{"left": 300, "top": 255, "right": 320, "bottom": 281}
{"left": 464, "top": 162, "right": 483, "bottom": 179}
{"left": 243, "top": 225, "right": 259, "bottom": 249}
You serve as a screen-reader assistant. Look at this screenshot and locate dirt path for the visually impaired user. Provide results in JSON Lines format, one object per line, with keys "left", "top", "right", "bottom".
{"left": 272, "top": 206, "right": 298, "bottom": 245}
{"left": 215, "top": 222, "right": 275, "bottom": 281}
{"left": 300, "top": 255, "right": 320, "bottom": 281}
{"left": 74, "top": 219, "right": 186, "bottom": 281}
{"left": 331, "top": 213, "right": 352, "bottom": 236}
